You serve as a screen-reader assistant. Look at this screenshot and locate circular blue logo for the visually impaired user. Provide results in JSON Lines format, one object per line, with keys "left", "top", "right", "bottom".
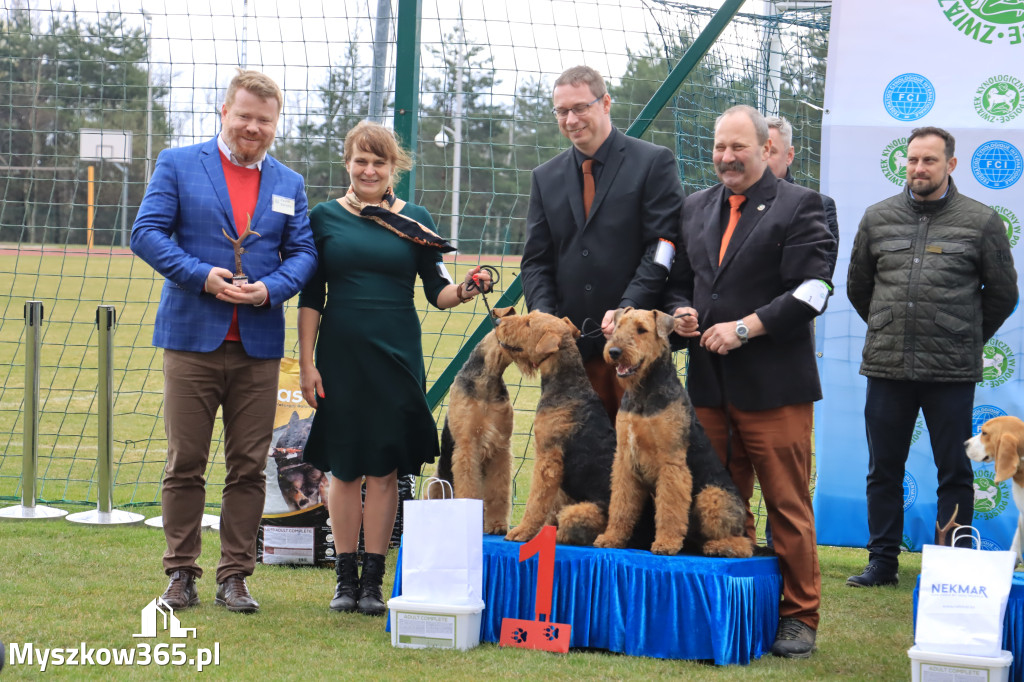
{"left": 903, "top": 472, "right": 918, "bottom": 511}
{"left": 972, "top": 405, "right": 1008, "bottom": 435}
{"left": 972, "top": 140, "right": 1024, "bottom": 189}
{"left": 883, "top": 74, "right": 936, "bottom": 121}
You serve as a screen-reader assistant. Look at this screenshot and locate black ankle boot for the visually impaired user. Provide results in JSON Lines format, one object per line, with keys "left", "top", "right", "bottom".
{"left": 356, "top": 552, "right": 387, "bottom": 616}
{"left": 330, "top": 552, "right": 360, "bottom": 612}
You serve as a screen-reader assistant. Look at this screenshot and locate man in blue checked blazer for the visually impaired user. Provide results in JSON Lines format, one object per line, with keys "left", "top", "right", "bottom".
{"left": 131, "top": 69, "right": 316, "bottom": 614}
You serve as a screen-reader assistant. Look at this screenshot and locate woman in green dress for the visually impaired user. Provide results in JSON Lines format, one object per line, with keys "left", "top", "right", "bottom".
{"left": 297, "top": 121, "right": 489, "bottom": 616}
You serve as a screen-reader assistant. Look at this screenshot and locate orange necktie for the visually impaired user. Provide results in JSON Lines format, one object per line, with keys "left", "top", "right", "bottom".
{"left": 719, "top": 194, "right": 746, "bottom": 264}
{"left": 582, "top": 158, "right": 595, "bottom": 219}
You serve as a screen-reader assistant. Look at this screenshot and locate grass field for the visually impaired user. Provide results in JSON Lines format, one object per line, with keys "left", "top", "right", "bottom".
{"left": 0, "top": 513, "right": 924, "bottom": 681}
{"left": 0, "top": 247, "right": 928, "bottom": 679}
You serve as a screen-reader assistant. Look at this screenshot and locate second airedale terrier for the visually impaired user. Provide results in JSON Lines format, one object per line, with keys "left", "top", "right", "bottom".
{"left": 494, "top": 308, "right": 653, "bottom": 547}
{"left": 594, "top": 307, "right": 752, "bottom": 557}
{"left": 434, "top": 314, "right": 515, "bottom": 535}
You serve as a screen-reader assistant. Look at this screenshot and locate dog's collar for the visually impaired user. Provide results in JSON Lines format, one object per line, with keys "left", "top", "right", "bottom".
{"left": 498, "top": 340, "right": 523, "bottom": 353}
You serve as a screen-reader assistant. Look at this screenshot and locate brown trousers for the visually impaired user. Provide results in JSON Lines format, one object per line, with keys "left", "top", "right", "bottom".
{"left": 162, "top": 344, "right": 280, "bottom": 583}
{"left": 583, "top": 355, "right": 626, "bottom": 424}
{"left": 696, "top": 403, "right": 821, "bottom": 630}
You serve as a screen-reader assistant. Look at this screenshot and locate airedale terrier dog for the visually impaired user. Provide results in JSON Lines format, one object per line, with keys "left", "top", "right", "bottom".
{"left": 593, "top": 308, "right": 752, "bottom": 557}
{"left": 493, "top": 308, "right": 653, "bottom": 547}
{"left": 434, "top": 317, "right": 515, "bottom": 535}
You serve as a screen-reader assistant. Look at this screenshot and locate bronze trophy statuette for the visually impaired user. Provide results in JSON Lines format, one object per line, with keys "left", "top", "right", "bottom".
{"left": 222, "top": 214, "right": 261, "bottom": 286}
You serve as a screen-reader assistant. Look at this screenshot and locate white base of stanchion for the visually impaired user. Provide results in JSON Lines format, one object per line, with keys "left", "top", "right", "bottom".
{"left": 210, "top": 519, "right": 220, "bottom": 532}
{"left": 0, "top": 504, "right": 68, "bottom": 520}
{"left": 66, "top": 509, "right": 145, "bottom": 525}
{"left": 144, "top": 514, "right": 220, "bottom": 529}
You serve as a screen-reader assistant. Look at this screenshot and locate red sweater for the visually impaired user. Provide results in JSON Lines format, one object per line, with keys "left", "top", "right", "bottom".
{"left": 220, "top": 152, "right": 261, "bottom": 341}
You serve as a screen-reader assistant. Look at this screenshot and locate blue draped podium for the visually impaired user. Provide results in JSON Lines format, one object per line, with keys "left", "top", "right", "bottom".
{"left": 392, "top": 534, "right": 782, "bottom": 665}
{"left": 913, "top": 573, "right": 1024, "bottom": 681}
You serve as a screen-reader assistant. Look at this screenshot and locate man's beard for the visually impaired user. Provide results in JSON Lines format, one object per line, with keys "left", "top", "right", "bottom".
{"left": 226, "top": 133, "right": 270, "bottom": 165}
{"left": 908, "top": 174, "right": 945, "bottom": 198}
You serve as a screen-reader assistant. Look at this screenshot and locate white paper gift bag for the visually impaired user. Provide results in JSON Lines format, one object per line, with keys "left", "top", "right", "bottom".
{"left": 400, "top": 478, "right": 483, "bottom": 605}
{"left": 916, "top": 527, "right": 1016, "bottom": 657}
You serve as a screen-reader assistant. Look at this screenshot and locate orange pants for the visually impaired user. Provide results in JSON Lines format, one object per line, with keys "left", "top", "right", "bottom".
{"left": 696, "top": 403, "right": 821, "bottom": 629}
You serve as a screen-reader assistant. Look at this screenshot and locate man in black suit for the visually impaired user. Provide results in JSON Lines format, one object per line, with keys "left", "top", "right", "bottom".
{"left": 664, "top": 105, "right": 834, "bottom": 659}
{"left": 521, "top": 65, "right": 684, "bottom": 421}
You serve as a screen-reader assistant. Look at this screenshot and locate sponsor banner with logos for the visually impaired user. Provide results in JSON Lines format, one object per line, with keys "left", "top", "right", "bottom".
{"left": 815, "top": 0, "right": 1024, "bottom": 551}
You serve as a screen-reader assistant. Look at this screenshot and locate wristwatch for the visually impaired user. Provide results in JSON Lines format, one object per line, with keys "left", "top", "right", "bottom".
{"left": 735, "top": 320, "right": 749, "bottom": 345}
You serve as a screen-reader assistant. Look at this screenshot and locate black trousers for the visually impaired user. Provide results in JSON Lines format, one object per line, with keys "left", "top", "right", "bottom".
{"left": 864, "top": 377, "right": 976, "bottom": 568}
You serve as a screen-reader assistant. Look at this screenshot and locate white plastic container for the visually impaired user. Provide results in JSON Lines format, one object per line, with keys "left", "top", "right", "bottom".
{"left": 387, "top": 596, "right": 485, "bottom": 650}
{"left": 908, "top": 645, "right": 1013, "bottom": 682}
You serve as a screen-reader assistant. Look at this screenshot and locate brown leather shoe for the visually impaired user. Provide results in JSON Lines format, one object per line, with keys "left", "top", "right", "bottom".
{"left": 215, "top": 575, "right": 259, "bottom": 613}
{"left": 160, "top": 570, "right": 199, "bottom": 609}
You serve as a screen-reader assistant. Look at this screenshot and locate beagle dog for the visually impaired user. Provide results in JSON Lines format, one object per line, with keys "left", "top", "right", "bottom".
{"left": 965, "top": 416, "right": 1024, "bottom": 564}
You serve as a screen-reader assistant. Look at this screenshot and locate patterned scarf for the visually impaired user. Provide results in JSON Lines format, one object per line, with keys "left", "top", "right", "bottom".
{"left": 344, "top": 186, "right": 455, "bottom": 252}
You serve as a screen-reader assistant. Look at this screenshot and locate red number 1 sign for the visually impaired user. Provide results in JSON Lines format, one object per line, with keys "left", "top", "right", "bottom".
{"left": 498, "top": 525, "right": 572, "bottom": 653}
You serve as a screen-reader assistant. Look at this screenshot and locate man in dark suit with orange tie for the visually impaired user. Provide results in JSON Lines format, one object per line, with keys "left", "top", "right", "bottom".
{"left": 663, "top": 105, "right": 834, "bottom": 658}
{"left": 520, "top": 65, "right": 684, "bottom": 422}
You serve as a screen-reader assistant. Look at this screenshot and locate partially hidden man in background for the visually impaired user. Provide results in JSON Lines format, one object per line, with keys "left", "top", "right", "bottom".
{"left": 663, "top": 104, "right": 835, "bottom": 659}
{"left": 520, "top": 65, "right": 684, "bottom": 422}
{"left": 758, "top": 114, "right": 841, "bottom": 551}
{"left": 131, "top": 69, "right": 318, "bottom": 614}
{"left": 846, "top": 126, "right": 1018, "bottom": 588}
{"left": 765, "top": 115, "right": 839, "bottom": 277}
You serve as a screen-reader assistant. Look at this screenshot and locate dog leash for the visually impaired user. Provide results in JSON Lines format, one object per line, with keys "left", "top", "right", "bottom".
{"left": 579, "top": 310, "right": 692, "bottom": 340}
{"left": 467, "top": 265, "right": 500, "bottom": 327}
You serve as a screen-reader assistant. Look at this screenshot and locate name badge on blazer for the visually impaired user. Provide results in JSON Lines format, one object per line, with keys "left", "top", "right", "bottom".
{"left": 272, "top": 195, "right": 295, "bottom": 216}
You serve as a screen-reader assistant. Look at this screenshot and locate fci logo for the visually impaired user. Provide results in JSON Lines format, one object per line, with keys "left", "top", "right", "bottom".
{"left": 903, "top": 471, "right": 918, "bottom": 511}
{"left": 973, "top": 404, "right": 1009, "bottom": 435}
{"left": 971, "top": 140, "right": 1023, "bottom": 189}
{"left": 938, "top": 0, "right": 1024, "bottom": 44}
{"left": 880, "top": 138, "right": 909, "bottom": 186}
{"left": 883, "top": 73, "right": 936, "bottom": 121}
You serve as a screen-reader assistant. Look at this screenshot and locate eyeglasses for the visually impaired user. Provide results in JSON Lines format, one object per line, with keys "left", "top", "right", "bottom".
{"left": 552, "top": 96, "right": 603, "bottom": 120}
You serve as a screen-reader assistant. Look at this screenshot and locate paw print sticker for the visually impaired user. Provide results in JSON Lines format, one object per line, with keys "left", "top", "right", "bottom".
{"left": 544, "top": 625, "right": 560, "bottom": 641}
{"left": 512, "top": 628, "right": 528, "bottom": 643}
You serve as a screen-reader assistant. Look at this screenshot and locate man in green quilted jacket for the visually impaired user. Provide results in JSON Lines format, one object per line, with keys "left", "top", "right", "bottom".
{"left": 846, "top": 126, "right": 1018, "bottom": 588}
